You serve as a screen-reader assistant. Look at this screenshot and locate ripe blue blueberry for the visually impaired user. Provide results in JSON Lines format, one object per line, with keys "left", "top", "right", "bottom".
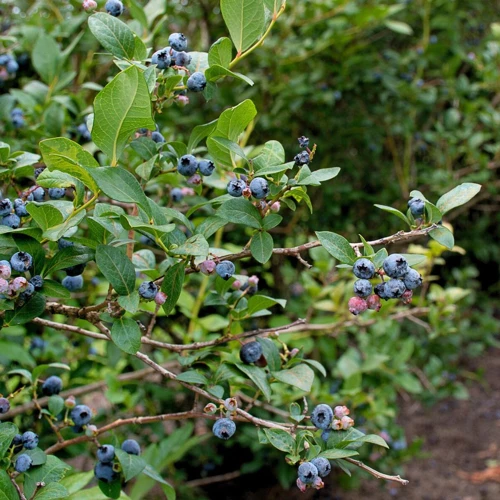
{"left": 48, "top": 188, "right": 65, "bottom": 200}
{"left": 374, "top": 282, "right": 390, "bottom": 300}
{"left": 58, "top": 238, "right": 74, "bottom": 250}
{"left": 353, "top": 258, "right": 375, "bottom": 279}
{"left": 34, "top": 167, "right": 45, "bottom": 178}
{"left": 0, "top": 199, "right": 12, "bottom": 216}
{"left": 138, "top": 281, "right": 158, "bottom": 300}
{"left": 30, "top": 337, "right": 46, "bottom": 350}
{"left": 77, "top": 123, "right": 92, "bottom": 142}
{"left": 19, "top": 282, "right": 35, "bottom": 302}
{"left": 239, "top": 341, "right": 263, "bottom": 364}
{"left": 227, "top": 178, "right": 246, "bottom": 197}
{"left": 198, "top": 159, "right": 215, "bottom": 176}
{"left": 215, "top": 260, "right": 235, "bottom": 280}
{"left": 94, "top": 462, "right": 118, "bottom": 483}
{"left": 31, "top": 187, "right": 45, "bottom": 201}
{"left": 353, "top": 279, "right": 372, "bottom": 298}
{"left": 383, "top": 279, "right": 406, "bottom": 299}
{"left": 297, "top": 462, "right": 318, "bottom": 485}
{"left": 403, "top": 268, "right": 422, "bottom": 290}
{"left": 22, "top": 431, "right": 39, "bottom": 450}
{"left": 65, "top": 263, "right": 85, "bottom": 277}
{"left": 298, "top": 136, "right": 309, "bottom": 148}
{"left": 0, "top": 397, "right": 10, "bottom": 414}
{"left": 408, "top": 197, "right": 425, "bottom": 217}
{"left": 14, "top": 199, "right": 28, "bottom": 217}
{"left": 311, "top": 457, "right": 331, "bottom": 478}
{"left": 6, "top": 59, "right": 18, "bottom": 74}
{"left": 187, "top": 72, "right": 207, "bottom": 92}
{"left": 212, "top": 418, "right": 236, "bottom": 440}
{"left": 321, "top": 429, "right": 331, "bottom": 442}
{"left": 2, "top": 214, "right": 20, "bottom": 229}
{"left": 177, "top": 154, "right": 198, "bottom": 177}
{"left": 42, "top": 376, "right": 63, "bottom": 396}
{"left": 294, "top": 151, "right": 310, "bottom": 166}
{"left": 151, "top": 131, "right": 165, "bottom": 143}
{"left": 97, "top": 444, "right": 115, "bottom": 463}
{"left": 249, "top": 177, "right": 269, "bottom": 199}
{"left": 121, "top": 439, "right": 141, "bottom": 455}
{"left": 12, "top": 434, "right": 23, "bottom": 448}
{"left": 62, "top": 275, "right": 84, "bottom": 291}
{"left": 168, "top": 33, "right": 187, "bottom": 51}
{"left": 10, "top": 252, "right": 33, "bottom": 272}
{"left": 71, "top": 405, "right": 93, "bottom": 426}
{"left": 29, "top": 275, "right": 43, "bottom": 290}
{"left": 105, "top": 0, "right": 123, "bottom": 17}
{"left": 383, "top": 254, "right": 410, "bottom": 278}
{"left": 311, "top": 404, "right": 333, "bottom": 430}
{"left": 151, "top": 48, "right": 171, "bottom": 69}
{"left": 11, "top": 114, "right": 25, "bottom": 128}
{"left": 15, "top": 454, "right": 33, "bottom": 473}
{"left": 171, "top": 50, "right": 191, "bottom": 67}
{"left": 171, "top": 188, "right": 183, "bottom": 202}
{"left": 0, "top": 54, "right": 11, "bottom": 65}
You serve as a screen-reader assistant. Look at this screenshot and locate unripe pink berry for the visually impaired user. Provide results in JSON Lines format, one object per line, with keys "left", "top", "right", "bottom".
{"left": 366, "top": 294, "right": 381, "bottom": 311}
{"left": 187, "top": 173, "right": 202, "bottom": 185}
{"left": 232, "top": 280, "right": 242, "bottom": 290}
{"left": 65, "top": 396, "right": 76, "bottom": 408}
{"left": 296, "top": 478, "right": 307, "bottom": 492}
{"left": 348, "top": 296, "right": 367, "bottom": 315}
{"left": 181, "top": 187, "right": 195, "bottom": 196}
{"left": 332, "top": 419, "right": 343, "bottom": 430}
{"left": 341, "top": 416, "right": 354, "bottom": 429}
{"left": 82, "top": 0, "right": 97, "bottom": 11}
{"left": 313, "top": 475, "right": 325, "bottom": 490}
{"left": 0, "top": 264, "right": 11, "bottom": 279}
{"left": 85, "top": 424, "right": 98, "bottom": 436}
{"left": 248, "top": 275, "right": 259, "bottom": 286}
{"left": 204, "top": 403, "right": 217, "bottom": 414}
{"left": 242, "top": 187, "right": 252, "bottom": 198}
{"left": 0, "top": 278, "right": 8, "bottom": 294}
{"left": 270, "top": 201, "right": 280, "bottom": 212}
{"left": 289, "top": 348, "right": 300, "bottom": 358}
{"left": 401, "top": 289, "right": 413, "bottom": 305}
{"left": 224, "top": 397, "right": 238, "bottom": 412}
{"left": 154, "top": 291, "right": 167, "bottom": 305}
{"left": 334, "top": 405, "right": 350, "bottom": 419}
{"left": 176, "top": 95, "right": 189, "bottom": 106}
{"left": 9, "top": 277, "right": 28, "bottom": 295}
{"left": 199, "top": 260, "right": 216, "bottom": 275}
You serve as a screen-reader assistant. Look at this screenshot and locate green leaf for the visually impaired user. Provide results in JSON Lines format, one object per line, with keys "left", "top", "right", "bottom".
{"left": 141, "top": 465, "right": 176, "bottom": 498}
{"left": 0, "top": 470, "right": 18, "bottom": 500}
{"left": 110, "top": 316, "right": 141, "bottom": 355}
{"left": 246, "top": 295, "right": 286, "bottom": 316}
{"left": 208, "top": 37, "right": 232, "bottom": 68}
{"left": 252, "top": 140, "right": 285, "bottom": 170}
{"left": 98, "top": 480, "right": 121, "bottom": 499}
{"left": 160, "top": 263, "right": 185, "bottom": 315}
{"left": 319, "top": 448, "right": 359, "bottom": 459}
{"left": 256, "top": 337, "right": 281, "bottom": 372}
{"left": 429, "top": 226, "right": 455, "bottom": 250}
{"left": 272, "top": 364, "right": 314, "bottom": 392}
{"left": 26, "top": 203, "right": 64, "bottom": 231}
{"left": 0, "top": 341, "right": 35, "bottom": 366}
{"left": 48, "top": 395, "right": 65, "bottom": 416}
{"left": 0, "top": 422, "right": 18, "bottom": 458}
{"left": 297, "top": 167, "right": 340, "bottom": 186}
{"left": 23, "top": 455, "right": 72, "bottom": 499}
{"left": 187, "top": 119, "right": 218, "bottom": 153}
{"left": 60, "top": 471, "right": 94, "bottom": 495}
{"left": 36, "top": 169, "right": 78, "bottom": 189}
{"left": 4, "top": 294, "right": 46, "bottom": 326}
{"left": 235, "top": 363, "right": 272, "bottom": 401}
{"left": 263, "top": 429, "right": 295, "bottom": 453}
{"left": 352, "top": 434, "right": 389, "bottom": 449}
{"left": 374, "top": 204, "right": 411, "bottom": 226}
{"left": 95, "top": 245, "right": 136, "bottom": 296}
{"left": 176, "top": 370, "right": 208, "bottom": 385}
{"left": 24, "top": 448, "right": 47, "bottom": 466}
{"left": 115, "top": 448, "right": 146, "bottom": 482}
{"left": 39, "top": 138, "right": 99, "bottom": 193}
{"left": 262, "top": 214, "right": 282, "bottom": 230}
{"left": 209, "top": 136, "right": 249, "bottom": 161}
{"left": 303, "top": 359, "right": 327, "bottom": 377}
{"left": 88, "top": 13, "right": 135, "bottom": 59}
{"left": 44, "top": 245, "right": 94, "bottom": 275}
{"left": 250, "top": 231, "right": 273, "bottom": 263}
{"left": 424, "top": 201, "right": 443, "bottom": 224}
{"left": 118, "top": 292, "right": 140, "bottom": 314}
{"left": 171, "top": 234, "right": 209, "bottom": 257}
{"left": 205, "top": 64, "right": 254, "bottom": 86}
{"left": 384, "top": 20, "right": 414, "bottom": 35}
{"left": 34, "top": 482, "right": 69, "bottom": 500}
{"left": 316, "top": 231, "right": 357, "bottom": 265}
{"left": 221, "top": 0, "right": 266, "bottom": 53}
{"left": 41, "top": 279, "right": 71, "bottom": 299}
{"left": 32, "top": 33, "right": 60, "bottom": 84}
{"left": 92, "top": 65, "right": 155, "bottom": 165}
{"left": 372, "top": 248, "right": 388, "bottom": 270}
{"left": 218, "top": 198, "right": 262, "bottom": 229}
{"left": 436, "top": 183, "right": 481, "bottom": 215}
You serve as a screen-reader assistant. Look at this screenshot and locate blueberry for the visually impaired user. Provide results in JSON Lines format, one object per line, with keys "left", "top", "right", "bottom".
{"left": 62, "top": 275, "right": 84, "bottom": 291}
{"left": 6, "top": 59, "right": 18, "bottom": 74}
{"left": 42, "top": 376, "right": 63, "bottom": 396}
{"left": 34, "top": 167, "right": 45, "bottom": 179}
{"left": 151, "top": 48, "right": 171, "bottom": 69}
{"left": 0, "top": 397, "right": 10, "bottom": 414}
{"left": 403, "top": 268, "right": 422, "bottom": 290}
{"left": 105, "top": 0, "right": 124, "bottom": 17}
{"left": 0, "top": 199, "right": 12, "bottom": 216}
{"left": 311, "top": 457, "right": 331, "bottom": 478}
{"left": 239, "top": 341, "right": 263, "bottom": 364}
{"left": 22, "top": 431, "right": 39, "bottom": 450}
{"left": 138, "top": 280, "right": 158, "bottom": 300}
{"left": 227, "top": 178, "right": 247, "bottom": 197}
{"left": 94, "top": 461, "right": 118, "bottom": 483}
{"left": 353, "top": 258, "right": 375, "bottom": 279}
{"left": 0, "top": 260, "right": 11, "bottom": 279}
{"left": 187, "top": 72, "right": 207, "bottom": 92}
{"left": 366, "top": 294, "right": 381, "bottom": 311}
{"left": 15, "top": 454, "right": 33, "bottom": 473}
{"left": 97, "top": 444, "right": 115, "bottom": 463}
{"left": 30, "top": 337, "right": 46, "bottom": 351}
{"left": 58, "top": 238, "right": 74, "bottom": 250}
{"left": 77, "top": 123, "right": 92, "bottom": 142}
{"left": 177, "top": 154, "right": 198, "bottom": 177}
{"left": 198, "top": 159, "right": 215, "bottom": 176}
{"left": 383, "top": 254, "right": 410, "bottom": 278}
{"left": 215, "top": 260, "right": 235, "bottom": 280}
{"left": 48, "top": 188, "right": 65, "bottom": 200}
{"left": 374, "top": 282, "right": 390, "bottom": 300}
{"left": 14, "top": 199, "right": 28, "bottom": 217}
{"left": 297, "top": 462, "right": 318, "bottom": 485}
{"left": 29, "top": 274, "right": 44, "bottom": 290}
{"left": 171, "top": 50, "right": 191, "bottom": 67}
{"left": 168, "top": 33, "right": 187, "bottom": 52}
{"left": 171, "top": 188, "right": 183, "bottom": 202}
{"left": 353, "top": 279, "right": 372, "bottom": 298}
{"left": 212, "top": 418, "right": 236, "bottom": 440}
{"left": 18, "top": 282, "right": 35, "bottom": 302}
{"left": 383, "top": 279, "right": 406, "bottom": 299}
{"left": 65, "top": 263, "right": 85, "bottom": 277}
{"left": 408, "top": 198, "right": 425, "bottom": 217}
{"left": 321, "top": 429, "right": 331, "bottom": 442}
{"left": 294, "top": 151, "right": 310, "bottom": 166}
{"left": 71, "top": 405, "right": 93, "bottom": 426}
{"left": 2, "top": 213, "right": 20, "bottom": 229}
{"left": 151, "top": 131, "right": 165, "bottom": 144}
{"left": 31, "top": 187, "right": 45, "bottom": 201}
{"left": 311, "top": 404, "right": 333, "bottom": 430}
{"left": 249, "top": 177, "right": 269, "bottom": 199}
{"left": 10, "top": 252, "right": 33, "bottom": 272}
{"left": 11, "top": 115, "right": 25, "bottom": 128}
{"left": 121, "top": 439, "right": 141, "bottom": 455}
{"left": 298, "top": 136, "right": 309, "bottom": 148}
{"left": 12, "top": 434, "right": 23, "bottom": 448}
{"left": 0, "top": 54, "right": 11, "bottom": 65}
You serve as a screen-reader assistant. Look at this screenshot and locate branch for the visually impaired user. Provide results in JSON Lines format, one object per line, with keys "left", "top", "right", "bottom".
{"left": 10, "top": 475, "right": 27, "bottom": 500}
{"left": 185, "top": 470, "right": 242, "bottom": 488}
{"left": 344, "top": 458, "right": 409, "bottom": 485}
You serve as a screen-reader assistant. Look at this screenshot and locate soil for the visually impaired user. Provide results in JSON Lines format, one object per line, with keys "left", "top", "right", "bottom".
{"left": 202, "top": 348, "right": 500, "bottom": 500}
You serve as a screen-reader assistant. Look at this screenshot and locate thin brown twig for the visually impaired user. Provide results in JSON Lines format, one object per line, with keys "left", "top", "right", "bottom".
{"left": 344, "top": 457, "right": 409, "bottom": 485}
{"left": 10, "top": 475, "right": 27, "bottom": 500}
{"left": 185, "top": 470, "right": 242, "bottom": 488}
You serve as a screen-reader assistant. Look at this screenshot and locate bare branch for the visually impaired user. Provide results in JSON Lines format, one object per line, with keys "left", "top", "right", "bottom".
{"left": 344, "top": 457, "right": 409, "bottom": 485}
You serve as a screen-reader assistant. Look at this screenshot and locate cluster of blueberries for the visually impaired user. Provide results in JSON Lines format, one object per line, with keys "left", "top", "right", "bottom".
{"left": 0, "top": 253, "right": 42, "bottom": 305}
{"left": 348, "top": 253, "right": 423, "bottom": 315}
{"left": 296, "top": 404, "right": 354, "bottom": 491}
{"left": 205, "top": 398, "right": 238, "bottom": 440}
{"left": 177, "top": 154, "right": 215, "bottom": 180}
{"left": 94, "top": 439, "right": 141, "bottom": 483}
{"left": 227, "top": 176, "right": 270, "bottom": 199}
{"left": 0, "top": 53, "right": 19, "bottom": 82}
{"left": 138, "top": 280, "right": 167, "bottom": 305}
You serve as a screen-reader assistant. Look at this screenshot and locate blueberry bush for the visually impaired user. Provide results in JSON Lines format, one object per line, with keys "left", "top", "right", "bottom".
{"left": 0, "top": 0, "right": 494, "bottom": 498}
